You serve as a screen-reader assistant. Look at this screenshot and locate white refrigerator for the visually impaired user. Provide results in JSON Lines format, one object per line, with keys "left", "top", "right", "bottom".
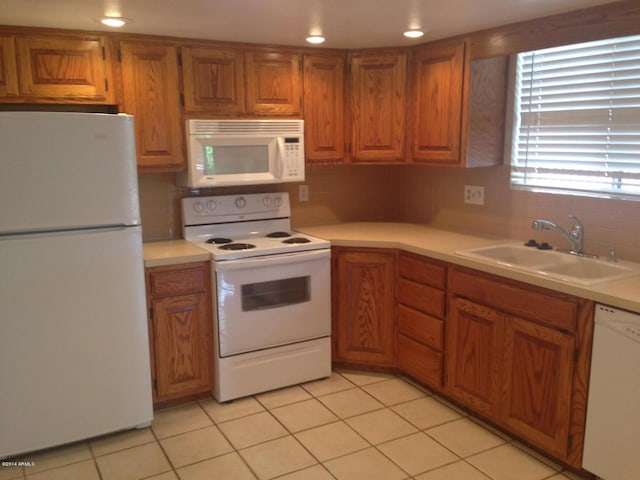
{"left": 0, "top": 112, "right": 153, "bottom": 459}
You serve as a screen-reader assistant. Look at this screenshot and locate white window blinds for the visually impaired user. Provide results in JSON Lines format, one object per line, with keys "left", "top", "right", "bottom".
{"left": 510, "top": 34, "right": 640, "bottom": 199}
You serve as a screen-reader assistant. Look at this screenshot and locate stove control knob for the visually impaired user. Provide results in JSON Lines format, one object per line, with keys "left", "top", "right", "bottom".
{"left": 206, "top": 200, "right": 217, "bottom": 210}
{"left": 235, "top": 196, "right": 246, "bottom": 209}
{"left": 263, "top": 196, "right": 272, "bottom": 206}
{"left": 193, "top": 201, "right": 204, "bottom": 213}
{"left": 274, "top": 196, "right": 282, "bottom": 207}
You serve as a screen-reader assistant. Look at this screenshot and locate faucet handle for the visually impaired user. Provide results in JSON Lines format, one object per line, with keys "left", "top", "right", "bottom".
{"left": 568, "top": 214, "right": 583, "bottom": 229}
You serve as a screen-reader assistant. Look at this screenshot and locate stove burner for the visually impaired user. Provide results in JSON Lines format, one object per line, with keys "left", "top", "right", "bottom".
{"left": 219, "top": 243, "right": 256, "bottom": 251}
{"left": 266, "top": 231, "right": 291, "bottom": 238}
{"left": 283, "top": 237, "right": 311, "bottom": 244}
{"left": 206, "top": 237, "right": 233, "bottom": 244}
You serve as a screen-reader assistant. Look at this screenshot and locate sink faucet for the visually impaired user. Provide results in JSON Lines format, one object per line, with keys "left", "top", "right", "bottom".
{"left": 531, "top": 215, "right": 588, "bottom": 256}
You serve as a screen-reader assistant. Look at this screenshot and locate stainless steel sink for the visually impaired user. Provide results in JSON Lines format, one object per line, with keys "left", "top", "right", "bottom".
{"left": 456, "top": 244, "right": 640, "bottom": 286}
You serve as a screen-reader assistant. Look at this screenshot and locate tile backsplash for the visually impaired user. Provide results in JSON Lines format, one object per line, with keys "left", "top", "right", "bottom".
{"left": 139, "top": 163, "right": 640, "bottom": 263}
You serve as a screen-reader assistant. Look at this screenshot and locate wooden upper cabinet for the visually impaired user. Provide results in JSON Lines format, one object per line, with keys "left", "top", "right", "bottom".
{"left": 349, "top": 50, "right": 407, "bottom": 163}
{"left": 409, "top": 39, "right": 508, "bottom": 167}
{"left": 409, "top": 40, "right": 465, "bottom": 165}
{"left": 245, "top": 50, "right": 302, "bottom": 115}
{"left": 0, "top": 36, "right": 19, "bottom": 97}
{"left": 119, "top": 41, "right": 185, "bottom": 171}
{"left": 303, "top": 53, "right": 345, "bottom": 162}
{"left": 181, "top": 45, "right": 245, "bottom": 114}
{"left": 0, "top": 33, "right": 113, "bottom": 102}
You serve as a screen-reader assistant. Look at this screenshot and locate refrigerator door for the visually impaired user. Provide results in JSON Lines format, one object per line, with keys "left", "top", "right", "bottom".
{"left": 0, "top": 112, "right": 140, "bottom": 234}
{"left": 0, "top": 226, "right": 153, "bottom": 458}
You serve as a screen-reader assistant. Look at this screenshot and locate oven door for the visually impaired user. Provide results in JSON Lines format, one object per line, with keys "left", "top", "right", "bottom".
{"left": 214, "top": 249, "right": 331, "bottom": 357}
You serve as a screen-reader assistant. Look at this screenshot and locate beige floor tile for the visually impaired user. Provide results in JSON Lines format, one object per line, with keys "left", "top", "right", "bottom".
{"left": 414, "top": 460, "right": 491, "bottom": 480}
{"left": 90, "top": 428, "right": 155, "bottom": 457}
{"left": 152, "top": 403, "right": 212, "bottom": 440}
{"left": 391, "top": 396, "right": 462, "bottom": 429}
{"left": 345, "top": 409, "right": 417, "bottom": 445}
{"left": 323, "top": 447, "right": 407, "bottom": 480}
{"left": 0, "top": 465, "right": 24, "bottom": 480}
{"left": 294, "top": 421, "right": 369, "bottom": 461}
{"left": 337, "top": 369, "right": 393, "bottom": 386}
{"left": 218, "top": 411, "right": 288, "bottom": 449}
{"left": 426, "top": 418, "right": 507, "bottom": 457}
{"left": 301, "top": 373, "right": 355, "bottom": 397}
{"left": 255, "top": 385, "right": 312, "bottom": 409}
{"left": 96, "top": 442, "right": 171, "bottom": 480}
{"left": 25, "top": 442, "right": 92, "bottom": 474}
{"left": 318, "top": 388, "right": 384, "bottom": 418}
{"left": 160, "top": 425, "right": 233, "bottom": 468}
{"left": 145, "top": 473, "right": 178, "bottom": 480}
{"left": 467, "top": 444, "right": 557, "bottom": 480}
{"left": 239, "top": 436, "right": 316, "bottom": 480}
{"left": 270, "top": 399, "right": 338, "bottom": 433}
{"left": 362, "top": 378, "right": 426, "bottom": 406}
{"left": 511, "top": 441, "right": 563, "bottom": 471}
{"left": 176, "top": 452, "right": 255, "bottom": 480}
{"left": 545, "top": 475, "right": 575, "bottom": 480}
{"left": 275, "top": 464, "right": 335, "bottom": 480}
{"left": 199, "top": 396, "right": 264, "bottom": 423}
{"left": 26, "top": 459, "right": 99, "bottom": 480}
{"left": 378, "top": 432, "right": 459, "bottom": 475}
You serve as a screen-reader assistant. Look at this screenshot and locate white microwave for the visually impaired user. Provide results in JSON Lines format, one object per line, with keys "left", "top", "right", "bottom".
{"left": 177, "top": 119, "right": 305, "bottom": 188}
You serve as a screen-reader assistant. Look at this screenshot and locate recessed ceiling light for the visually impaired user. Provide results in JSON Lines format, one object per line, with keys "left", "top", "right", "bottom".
{"left": 306, "top": 35, "right": 326, "bottom": 45}
{"left": 403, "top": 30, "right": 424, "bottom": 39}
{"left": 99, "top": 16, "right": 131, "bottom": 28}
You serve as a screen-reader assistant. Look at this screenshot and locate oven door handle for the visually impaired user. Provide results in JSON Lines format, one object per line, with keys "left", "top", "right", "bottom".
{"left": 214, "top": 248, "right": 330, "bottom": 271}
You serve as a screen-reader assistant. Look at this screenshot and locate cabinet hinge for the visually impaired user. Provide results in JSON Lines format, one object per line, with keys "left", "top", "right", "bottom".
{"left": 101, "top": 46, "right": 106, "bottom": 61}
{"left": 180, "top": 93, "right": 185, "bottom": 106}
{"left": 117, "top": 49, "right": 122, "bottom": 63}
{"left": 567, "top": 435, "right": 573, "bottom": 450}
{"left": 153, "top": 378, "right": 158, "bottom": 391}
{"left": 177, "top": 52, "right": 182, "bottom": 66}
{"left": 149, "top": 307, "right": 154, "bottom": 320}
{"left": 574, "top": 349, "right": 579, "bottom": 362}
{"left": 105, "top": 78, "right": 109, "bottom": 92}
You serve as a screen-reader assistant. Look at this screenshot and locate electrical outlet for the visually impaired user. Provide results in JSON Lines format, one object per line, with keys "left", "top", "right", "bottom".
{"left": 464, "top": 185, "right": 484, "bottom": 205}
{"left": 299, "top": 184, "right": 309, "bottom": 202}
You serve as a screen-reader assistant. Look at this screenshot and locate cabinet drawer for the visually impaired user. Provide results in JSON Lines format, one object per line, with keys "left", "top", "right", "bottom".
{"left": 398, "top": 278, "right": 445, "bottom": 319}
{"left": 149, "top": 264, "right": 207, "bottom": 298}
{"left": 397, "top": 305, "right": 443, "bottom": 351}
{"left": 399, "top": 253, "right": 446, "bottom": 289}
{"left": 397, "top": 334, "right": 443, "bottom": 389}
{"left": 449, "top": 267, "right": 577, "bottom": 332}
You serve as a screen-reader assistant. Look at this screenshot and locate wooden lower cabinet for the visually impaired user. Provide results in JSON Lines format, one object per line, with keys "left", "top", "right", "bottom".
{"left": 332, "top": 247, "right": 396, "bottom": 367}
{"left": 447, "top": 266, "right": 593, "bottom": 468}
{"left": 146, "top": 262, "right": 213, "bottom": 405}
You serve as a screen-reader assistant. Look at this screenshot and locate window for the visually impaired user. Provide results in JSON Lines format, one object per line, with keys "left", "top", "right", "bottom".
{"left": 509, "top": 34, "right": 640, "bottom": 199}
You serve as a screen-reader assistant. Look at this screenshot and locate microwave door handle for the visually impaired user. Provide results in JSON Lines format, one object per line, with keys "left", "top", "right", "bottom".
{"left": 276, "top": 138, "right": 285, "bottom": 179}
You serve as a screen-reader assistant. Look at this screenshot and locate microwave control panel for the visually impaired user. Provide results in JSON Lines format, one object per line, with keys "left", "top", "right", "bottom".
{"left": 282, "top": 137, "right": 304, "bottom": 180}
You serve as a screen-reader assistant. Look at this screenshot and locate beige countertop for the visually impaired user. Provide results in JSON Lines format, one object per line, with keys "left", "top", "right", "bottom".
{"left": 297, "top": 222, "right": 640, "bottom": 313}
{"left": 143, "top": 240, "right": 210, "bottom": 268}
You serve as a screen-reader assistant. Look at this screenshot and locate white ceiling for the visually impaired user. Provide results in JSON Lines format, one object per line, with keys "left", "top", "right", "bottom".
{"left": 0, "top": 0, "right": 621, "bottom": 49}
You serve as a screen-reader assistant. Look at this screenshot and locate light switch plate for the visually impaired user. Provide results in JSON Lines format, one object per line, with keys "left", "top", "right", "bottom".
{"left": 299, "top": 184, "right": 309, "bottom": 202}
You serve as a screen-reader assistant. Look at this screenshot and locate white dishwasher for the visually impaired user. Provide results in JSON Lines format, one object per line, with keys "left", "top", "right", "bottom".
{"left": 583, "top": 304, "right": 640, "bottom": 480}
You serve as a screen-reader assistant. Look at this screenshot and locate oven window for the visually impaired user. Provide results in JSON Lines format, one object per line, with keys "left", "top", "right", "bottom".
{"left": 241, "top": 276, "right": 310, "bottom": 311}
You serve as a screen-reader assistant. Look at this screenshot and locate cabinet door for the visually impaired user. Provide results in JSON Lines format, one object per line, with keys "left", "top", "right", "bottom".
{"left": 501, "top": 317, "right": 575, "bottom": 458}
{"left": 446, "top": 297, "right": 504, "bottom": 417}
{"left": 181, "top": 45, "right": 245, "bottom": 114}
{"left": 303, "top": 53, "right": 345, "bottom": 162}
{"left": 245, "top": 50, "right": 302, "bottom": 115}
{"left": 333, "top": 248, "right": 396, "bottom": 366}
{"left": 16, "top": 35, "right": 112, "bottom": 102}
{"left": 350, "top": 51, "right": 406, "bottom": 162}
{"left": 152, "top": 293, "right": 213, "bottom": 402}
{"left": 0, "top": 36, "right": 19, "bottom": 97}
{"left": 409, "top": 41, "right": 465, "bottom": 164}
{"left": 119, "top": 41, "right": 185, "bottom": 171}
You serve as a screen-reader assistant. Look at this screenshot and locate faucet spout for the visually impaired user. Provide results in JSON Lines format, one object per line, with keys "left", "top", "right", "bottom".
{"left": 531, "top": 215, "right": 584, "bottom": 254}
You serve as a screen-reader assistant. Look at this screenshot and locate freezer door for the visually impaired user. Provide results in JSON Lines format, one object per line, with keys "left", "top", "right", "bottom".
{"left": 0, "top": 112, "right": 140, "bottom": 233}
{"left": 0, "top": 226, "right": 153, "bottom": 458}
